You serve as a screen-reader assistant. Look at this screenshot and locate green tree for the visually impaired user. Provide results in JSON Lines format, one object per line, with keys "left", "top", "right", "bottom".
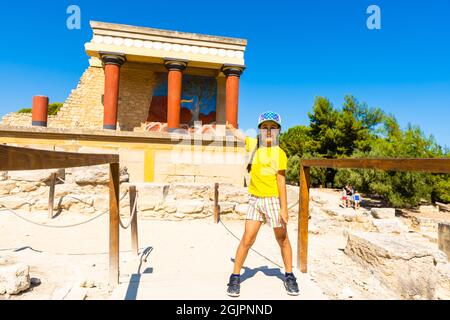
{"left": 286, "top": 155, "right": 300, "bottom": 185}
{"left": 334, "top": 95, "right": 384, "bottom": 156}
{"left": 283, "top": 95, "right": 448, "bottom": 206}
{"left": 308, "top": 97, "right": 339, "bottom": 157}
{"left": 48, "top": 103, "right": 63, "bottom": 116}
{"left": 16, "top": 103, "right": 63, "bottom": 115}
{"left": 334, "top": 118, "right": 449, "bottom": 207}
{"left": 279, "top": 125, "right": 312, "bottom": 158}
{"left": 433, "top": 175, "right": 450, "bottom": 203}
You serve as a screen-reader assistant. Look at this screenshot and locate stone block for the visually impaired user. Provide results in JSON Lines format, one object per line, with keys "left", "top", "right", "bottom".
{"left": 164, "top": 175, "right": 195, "bottom": 183}
{"left": 438, "top": 222, "right": 450, "bottom": 262}
{"left": 218, "top": 202, "right": 236, "bottom": 214}
{"left": 372, "top": 218, "right": 408, "bottom": 234}
{"left": 0, "top": 181, "right": 17, "bottom": 195}
{"left": 55, "top": 183, "right": 80, "bottom": 198}
{"left": 134, "top": 182, "right": 169, "bottom": 206}
{"left": 218, "top": 183, "right": 248, "bottom": 203}
{"left": 17, "top": 182, "right": 38, "bottom": 193}
{"left": 176, "top": 199, "right": 205, "bottom": 214}
{"left": 370, "top": 208, "right": 396, "bottom": 219}
{"left": 171, "top": 183, "right": 212, "bottom": 200}
{"left": 69, "top": 165, "right": 128, "bottom": 185}
{"left": 0, "top": 263, "right": 30, "bottom": 295}
{"left": 235, "top": 204, "right": 249, "bottom": 216}
{"left": 345, "top": 231, "right": 447, "bottom": 299}
{"left": 8, "top": 169, "right": 64, "bottom": 183}
{"left": 419, "top": 205, "right": 440, "bottom": 213}
{"left": 0, "top": 194, "right": 35, "bottom": 210}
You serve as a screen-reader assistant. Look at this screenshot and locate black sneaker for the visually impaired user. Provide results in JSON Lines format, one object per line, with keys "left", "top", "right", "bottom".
{"left": 226, "top": 275, "right": 240, "bottom": 297}
{"left": 284, "top": 273, "right": 300, "bottom": 296}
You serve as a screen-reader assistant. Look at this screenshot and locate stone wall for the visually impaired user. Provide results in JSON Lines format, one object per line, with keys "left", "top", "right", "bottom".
{"left": 1, "top": 59, "right": 228, "bottom": 132}
{"left": 0, "top": 167, "right": 250, "bottom": 221}
{"left": 1, "top": 113, "right": 58, "bottom": 128}
{"left": 1, "top": 60, "right": 157, "bottom": 131}
{"left": 0, "top": 64, "right": 105, "bottom": 129}
{"left": 0, "top": 128, "right": 247, "bottom": 186}
{"left": 51, "top": 65, "right": 105, "bottom": 129}
{"left": 117, "top": 62, "right": 156, "bottom": 131}
{"left": 0, "top": 167, "right": 300, "bottom": 221}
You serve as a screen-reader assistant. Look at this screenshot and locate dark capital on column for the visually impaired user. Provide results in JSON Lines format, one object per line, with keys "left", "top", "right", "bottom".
{"left": 100, "top": 52, "right": 126, "bottom": 66}
{"left": 222, "top": 64, "right": 246, "bottom": 77}
{"left": 164, "top": 59, "right": 188, "bottom": 72}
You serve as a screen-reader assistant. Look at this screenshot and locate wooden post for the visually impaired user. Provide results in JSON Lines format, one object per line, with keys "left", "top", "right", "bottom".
{"left": 129, "top": 185, "right": 139, "bottom": 256}
{"left": 297, "top": 165, "right": 310, "bottom": 273}
{"left": 48, "top": 172, "right": 56, "bottom": 219}
{"left": 214, "top": 183, "right": 220, "bottom": 223}
{"left": 109, "top": 163, "right": 120, "bottom": 286}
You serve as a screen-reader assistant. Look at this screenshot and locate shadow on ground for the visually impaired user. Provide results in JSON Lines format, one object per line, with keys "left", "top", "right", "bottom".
{"left": 231, "top": 258, "right": 285, "bottom": 283}
{"left": 124, "top": 246, "right": 153, "bottom": 300}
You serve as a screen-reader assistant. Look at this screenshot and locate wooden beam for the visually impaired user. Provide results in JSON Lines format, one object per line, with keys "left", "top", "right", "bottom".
{"left": 0, "top": 145, "right": 119, "bottom": 171}
{"left": 214, "top": 183, "right": 220, "bottom": 224}
{"left": 48, "top": 172, "right": 56, "bottom": 219}
{"left": 300, "top": 158, "right": 450, "bottom": 174}
{"left": 298, "top": 166, "right": 310, "bottom": 273}
{"left": 109, "top": 162, "right": 120, "bottom": 286}
{"left": 129, "top": 185, "right": 139, "bottom": 257}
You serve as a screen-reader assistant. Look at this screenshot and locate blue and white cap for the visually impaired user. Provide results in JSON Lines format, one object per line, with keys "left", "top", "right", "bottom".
{"left": 258, "top": 111, "right": 282, "bottom": 128}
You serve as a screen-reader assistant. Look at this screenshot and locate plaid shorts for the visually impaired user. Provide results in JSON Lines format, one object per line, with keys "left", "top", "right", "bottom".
{"left": 246, "top": 194, "right": 282, "bottom": 228}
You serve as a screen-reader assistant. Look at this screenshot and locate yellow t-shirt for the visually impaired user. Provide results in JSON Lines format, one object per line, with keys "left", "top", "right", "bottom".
{"left": 246, "top": 137, "right": 288, "bottom": 197}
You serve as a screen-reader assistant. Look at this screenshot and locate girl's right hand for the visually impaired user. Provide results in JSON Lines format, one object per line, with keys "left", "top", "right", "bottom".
{"left": 225, "top": 121, "right": 235, "bottom": 131}
{"left": 226, "top": 121, "right": 246, "bottom": 142}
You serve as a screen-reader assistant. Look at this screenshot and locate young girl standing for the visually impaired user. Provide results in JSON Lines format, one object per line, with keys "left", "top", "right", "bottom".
{"left": 225, "top": 111, "right": 300, "bottom": 297}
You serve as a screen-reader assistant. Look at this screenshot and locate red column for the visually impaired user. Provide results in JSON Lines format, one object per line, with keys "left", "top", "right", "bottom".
{"left": 222, "top": 65, "right": 245, "bottom": 129}
{"left": 101, "top": 54, "right": 125, "bottom": 130}
{"left": 164, "top": 60, "right": 187, "bottom": 132}
{"left": 32, "top": 96, "right": 49, "bottom": 127}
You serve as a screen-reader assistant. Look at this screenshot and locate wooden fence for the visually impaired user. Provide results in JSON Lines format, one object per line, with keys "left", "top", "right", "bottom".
{"left": 297, "top": 158, "right": 450, "bottom": 273}
{"left": 0, "top": 144, "right": 122, "bottom": 285}
{"left": 4, "top": 145, "right": 449, "bottom": 281}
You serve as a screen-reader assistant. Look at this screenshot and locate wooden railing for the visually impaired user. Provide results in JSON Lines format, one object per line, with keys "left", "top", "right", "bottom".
{"left": 297, "top": 158, "right": 450, "bottom": 273}
{"left": 0, "top": 144, "right": 122, "bottom": 285}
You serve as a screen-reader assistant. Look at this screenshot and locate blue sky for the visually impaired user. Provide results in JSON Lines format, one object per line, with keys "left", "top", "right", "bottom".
{"left": 1, "top": 0, "right": 449, "bottom": 147}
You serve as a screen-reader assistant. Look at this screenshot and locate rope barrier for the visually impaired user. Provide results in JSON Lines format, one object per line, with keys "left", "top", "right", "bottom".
{"left": 0, "top": 207, "right": 109, "bottom": 229}
{"left": 218, "top": 219, "right": 283, "bottom": 269}
{"left": 0, "top": 190, "right": 128, "bottom": 229}
{"left": 1, "top": 177, "right": 299, "bottom": 265}
{"left": 118, "top": 190, "right": 139, "bottom": 229}
{"left": 0, "top": 245, "right": 148, "bottom": 256}
{"left": 288, "top": 199, "right": 299, "bottom": 211}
